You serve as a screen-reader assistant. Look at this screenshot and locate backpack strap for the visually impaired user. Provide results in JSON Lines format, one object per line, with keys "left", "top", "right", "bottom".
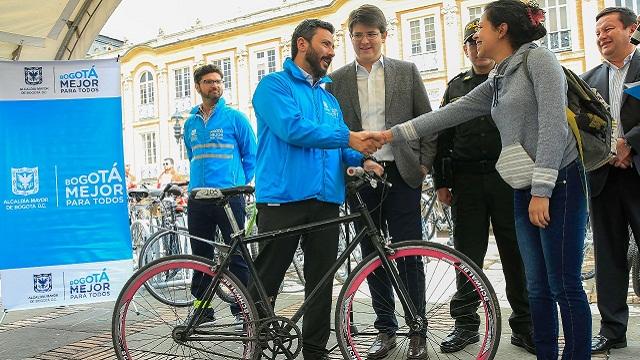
{"left": 522, "top": 48, "right": 590, "bottom": 198}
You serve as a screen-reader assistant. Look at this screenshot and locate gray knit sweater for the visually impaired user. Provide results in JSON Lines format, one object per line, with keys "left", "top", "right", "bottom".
{"left": 392, "top": 43, "right": 578, "bottom": 198}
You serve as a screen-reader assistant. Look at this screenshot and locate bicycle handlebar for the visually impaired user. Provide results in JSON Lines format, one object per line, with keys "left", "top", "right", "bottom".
{"left": 346, "top": 166, "right": 393, "bottom": 188}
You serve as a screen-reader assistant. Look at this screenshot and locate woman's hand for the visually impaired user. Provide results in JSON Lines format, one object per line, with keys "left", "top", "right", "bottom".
{"left": 529, "top": 196, "right": 550, "bottom": 228}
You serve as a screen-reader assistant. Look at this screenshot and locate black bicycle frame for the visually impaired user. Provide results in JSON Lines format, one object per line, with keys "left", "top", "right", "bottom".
{"left": 184, "top": 183, "right": 420, "bottom": 345}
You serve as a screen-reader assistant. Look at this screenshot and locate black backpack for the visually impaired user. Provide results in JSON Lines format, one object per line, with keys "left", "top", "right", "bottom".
{"left": 522, "top": 49, "right": 614, "bottom": 171}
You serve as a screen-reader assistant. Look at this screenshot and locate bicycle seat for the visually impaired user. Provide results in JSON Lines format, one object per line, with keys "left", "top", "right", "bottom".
{"left": 165, "top": 185, "right": 183, "bottom": 197}
{"left": 191, "top": 186, "right": 255, "bottom": 201}
{"left": 127, "top": 189, "right": 149, "bottom": 201}
{"left": 148, "top": 189, "right": 163, "bottom": 198}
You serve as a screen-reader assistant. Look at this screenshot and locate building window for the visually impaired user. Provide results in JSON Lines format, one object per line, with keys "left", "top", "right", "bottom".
{"left": 141, "top": 132, "right": 157, "bottom": 165}
{"left": 256, "top": 48, "right": 277, "bottom": 81}
{"left": 174, "top": 67, "right": 191, "bottom": 98}
{"left": 615, "top": 0, "right": 640, "bottom": 13}
{"left": 424, "top": 17, "right": 437, "bottom": 52}
{"left": 410, "top": 20, "right": 422, "bottom": 55}
{"left": 409, "top": 16, "right": 437, "bottom": 56}
{"left": 212, "top": 57, "right": 233, "bottom": 103}
{"left": 174, "top": 67, "right": 192, "bottom": 111}
{"left": 138, "top": 71, "right": 154, "bottom": 119}
{"left": 540, "top": 0, "right": 571, "bottom": 52}
{"left": 469, "top": 6, "right": 483, "bottom": 21}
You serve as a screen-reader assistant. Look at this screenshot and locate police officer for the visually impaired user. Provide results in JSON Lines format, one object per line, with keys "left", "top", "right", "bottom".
{"left": 433, "top": 19, "right": 534, "bottom": 354}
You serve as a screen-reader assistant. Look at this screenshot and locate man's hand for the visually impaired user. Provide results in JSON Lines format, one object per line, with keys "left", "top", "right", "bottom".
{"left": 613, "top": 138, "right": 633, "bottom": 168}
{"left": 529, "top": 196, "right": 550, "bottom": 228}
{"left": 436, "top": 188, "right": 452, "bottom": 206}
{"left": 363, "top": 159, "right": 384, "bottom": 177}
{"left": 349, "top": 131, "right": 384, "bottom": 154}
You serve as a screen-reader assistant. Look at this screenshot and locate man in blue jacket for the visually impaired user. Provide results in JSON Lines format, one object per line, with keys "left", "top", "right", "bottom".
{"left": 183, "top": 64, "right": 257, "bottom": 326}
{"left": 251, "top": 19, "right": 382, "bottom": 360}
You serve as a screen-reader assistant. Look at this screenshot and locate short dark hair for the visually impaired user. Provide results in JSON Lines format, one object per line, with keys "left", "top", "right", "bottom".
{"left": 347, "top": 4, "right": 387, "bottom": 34}
{"left": 163, "top": 157, "right": 174, "bottom": 165}
{"left": 596, "top": 7, "right": 638, "bottom": 28}
{"left": 484, "top": 0, "right": 547, "bottom": 49}
{"left": 193, "top": 64, "right": 223, "bottom": 84}
{"left": 291, "top": 19, "right": 335, "bottom": 59}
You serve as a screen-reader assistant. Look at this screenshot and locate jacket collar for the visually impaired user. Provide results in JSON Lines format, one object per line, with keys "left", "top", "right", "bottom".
{"left": 190, "top": 97, "right": 226, "bottom": 117}
{"left": 283, "top": 57, "right": 333, "bottom": 86}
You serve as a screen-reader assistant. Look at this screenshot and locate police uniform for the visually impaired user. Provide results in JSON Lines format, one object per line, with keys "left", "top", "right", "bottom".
{"left": 433, "top": 20, "right": 532, "bottom": 348}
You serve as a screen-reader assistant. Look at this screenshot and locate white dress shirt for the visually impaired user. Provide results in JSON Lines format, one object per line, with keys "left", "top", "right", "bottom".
{"left": 605, "top": 49, "right": 636, "bottom": 138}
{"left": 356, "top": 57, "right": 393, "bottom": 161}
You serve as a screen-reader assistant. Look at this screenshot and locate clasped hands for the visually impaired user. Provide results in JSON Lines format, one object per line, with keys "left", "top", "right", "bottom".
{"left": 609, "top": 138, "right": 633, "bottom": 169}
{"left": 348, "top": 130, "right": 393, "bottom": 155}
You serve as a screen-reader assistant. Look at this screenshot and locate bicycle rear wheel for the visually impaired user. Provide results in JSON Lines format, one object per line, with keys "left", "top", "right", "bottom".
{"left": 112, "top": 255, "right": 260, "bottom": 360}
{"left": 335, "top": 240, "right": 500, "bottom": 360}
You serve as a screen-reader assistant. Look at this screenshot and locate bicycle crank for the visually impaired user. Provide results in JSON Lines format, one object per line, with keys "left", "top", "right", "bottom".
{"left": 257, "top": 316, "right": 302, "bottom": 359}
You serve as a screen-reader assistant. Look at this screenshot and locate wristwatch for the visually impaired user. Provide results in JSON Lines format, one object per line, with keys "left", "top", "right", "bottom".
{"left": 362, "top": 154, "right": 377, "bottom": 165}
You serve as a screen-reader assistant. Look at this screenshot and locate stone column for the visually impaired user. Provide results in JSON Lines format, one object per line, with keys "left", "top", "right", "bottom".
{"left": 441, "top": 1, "right": 462, "bottom": 80}
{"left": 236, "top": 47, "right": 252, "bottom": 121}
{"left": 581, "top": 0, "right": 600, "bottom": 71}
{"left": 156, "top": 65, "right": 173, "bottom": 161}
{"left": 385, "top": 17, "right": 400, "bottom": 59}
{"left": 121, "top": 74, "right": 136, "bottom": 169}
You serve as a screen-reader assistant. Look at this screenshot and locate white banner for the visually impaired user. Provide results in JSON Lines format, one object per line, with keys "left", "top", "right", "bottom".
{"left": 0, "top": 260, "right": 131, "bottom": 311}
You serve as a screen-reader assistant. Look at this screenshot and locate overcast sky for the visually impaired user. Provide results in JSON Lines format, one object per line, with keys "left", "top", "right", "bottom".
{"left": 101, "top": 0, "right": 283, "bottom": 43}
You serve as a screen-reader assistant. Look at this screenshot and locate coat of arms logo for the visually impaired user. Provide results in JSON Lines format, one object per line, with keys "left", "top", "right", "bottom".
{"left": 12, "top": 167, "right": 39, "bottom": 196}
{"left": 24, "top": 66, "right": 43, "bottom": 85}
{"left": 33, "top": 273, "right": 53, "bottom": 293}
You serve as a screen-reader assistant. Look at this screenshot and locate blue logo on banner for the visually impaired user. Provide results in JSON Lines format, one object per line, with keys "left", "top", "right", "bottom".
{"left": 33, "top": 273, "right": 53, "bottom": 293}
{"left": 24, "top": 67, "right": 43, "bottom": 85}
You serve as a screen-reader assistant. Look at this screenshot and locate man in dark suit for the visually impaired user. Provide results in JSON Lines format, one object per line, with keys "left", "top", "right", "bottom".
{"left": 581, "top": 7, "right": 640, "bottom": 354}
{"left": 327, "top": 5, "right": 436, "bottom": 359}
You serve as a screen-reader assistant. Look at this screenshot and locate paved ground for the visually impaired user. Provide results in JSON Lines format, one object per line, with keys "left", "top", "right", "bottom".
{"left": 1, "top": 235, "right": 639, "bottom": 360}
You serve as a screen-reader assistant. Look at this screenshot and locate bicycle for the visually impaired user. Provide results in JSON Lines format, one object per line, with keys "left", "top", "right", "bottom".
{"left": 112, "top": 169, "right": 501, "bottom": 360}
{"left": 421, "top": 176, "right": 454, "bottom": 244}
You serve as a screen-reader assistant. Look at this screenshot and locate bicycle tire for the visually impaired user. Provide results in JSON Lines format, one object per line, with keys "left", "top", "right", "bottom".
{"left": 138, "top": 227, "right": 190, "bottom": 269}
{"left": 112, "top": 255, "right": 260, "bottom": 360}
{"left": 421, "top": 194, "right": 437, "bottom": 240}
{"left": 581, "top": 219, "right": 595, "bottom": 281}
{"left": 335, "top": 240, "right": 501, "bottom": 360}
{"left": 130, "top": 220, "right": 150, "bottom": 270}
{"left": 138, "top": 228, "right": 194, "bottom": 306}
{"left": 632, "top": 251, "right": 640, "bottom": 298}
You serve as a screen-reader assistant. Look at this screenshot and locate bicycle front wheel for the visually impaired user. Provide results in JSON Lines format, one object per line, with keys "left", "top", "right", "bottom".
{"left": 335, "top": 240, "right": 500, "bottom": 360}
{"left": 112, "top": 255, "right": 260, "bottom": 360}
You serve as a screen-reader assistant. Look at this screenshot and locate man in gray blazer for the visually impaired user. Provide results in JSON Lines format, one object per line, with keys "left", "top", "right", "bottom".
{"left": 327, "top": 5, "right": 436, "bottom": 360}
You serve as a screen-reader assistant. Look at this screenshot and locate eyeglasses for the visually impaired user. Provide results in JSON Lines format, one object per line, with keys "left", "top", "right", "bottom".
{"left": 350, "top": 32, "right": 381, "bottom": 41}
{"left": 201, "top": 79, "right": 223, "bottom": 86}
{"left": 163, "top": 162, "right": 172, "bottom": 166}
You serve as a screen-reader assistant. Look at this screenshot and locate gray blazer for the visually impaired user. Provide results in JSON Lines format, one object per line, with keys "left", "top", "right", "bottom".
{"left": 327, "top": 56, "right": 437, "bottom": 188}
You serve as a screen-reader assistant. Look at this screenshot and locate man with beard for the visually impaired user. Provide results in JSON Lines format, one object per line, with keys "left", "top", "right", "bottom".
{"left": 183, "top": 64, "right": 257, "bottom": 328}
{"left": 250, "top": 19, "right": 383, "bottom": 360}
{"left": 326, "top": 5, "right": 436, "bottom": 359}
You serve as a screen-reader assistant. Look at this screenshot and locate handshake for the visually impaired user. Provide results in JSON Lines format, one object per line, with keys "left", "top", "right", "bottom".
{"left": 348, "top": 130, "right": 393, "bottom": 155}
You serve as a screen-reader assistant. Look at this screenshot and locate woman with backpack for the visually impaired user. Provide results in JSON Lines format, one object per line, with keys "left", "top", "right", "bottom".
{"left": 377, "top": 0, "right": 591, "bottom": 358}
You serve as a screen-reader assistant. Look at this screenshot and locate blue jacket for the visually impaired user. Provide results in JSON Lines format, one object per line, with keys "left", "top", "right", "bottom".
{"left": 252, "top": 58, "right": 363, "bottom": 204}
{"left": 183, "top": 97, "right": 257, "bottom": 191}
